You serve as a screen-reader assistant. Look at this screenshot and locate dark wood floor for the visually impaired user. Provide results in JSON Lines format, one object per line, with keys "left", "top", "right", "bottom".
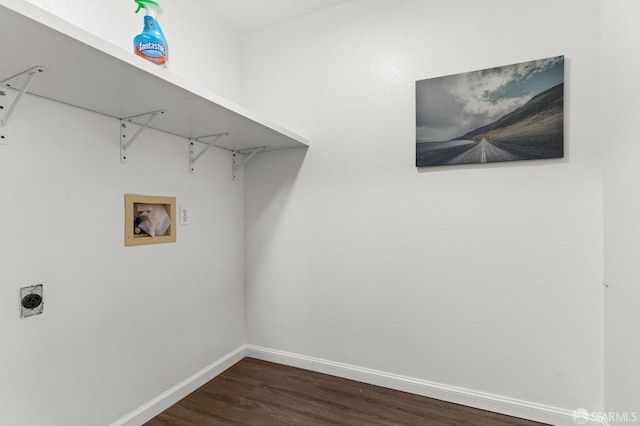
{"left": 145, "top": 357, "right": 547, "bottom": 426}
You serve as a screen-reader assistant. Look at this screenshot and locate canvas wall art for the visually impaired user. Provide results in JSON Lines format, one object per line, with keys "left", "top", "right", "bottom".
{"left": 416, "top": 56, "right": 564, "bottom": 167}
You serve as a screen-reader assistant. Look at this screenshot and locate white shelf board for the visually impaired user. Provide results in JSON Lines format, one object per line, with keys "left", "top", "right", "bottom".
{"left": 0, "top": 0, "right": 309, "bottom": 152}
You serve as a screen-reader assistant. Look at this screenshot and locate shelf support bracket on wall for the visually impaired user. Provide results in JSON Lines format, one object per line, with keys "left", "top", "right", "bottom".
{"left": 0, "top": 66, "right": 48, "bottom": 144}
{"left": 232, "top": 147, "right": 265, "bottom": 181}
{"left": 120, "top": 109, "right": 166, "bottom": 163}
{"left": 189, "top": 132, "right": 229, "bottom": 174}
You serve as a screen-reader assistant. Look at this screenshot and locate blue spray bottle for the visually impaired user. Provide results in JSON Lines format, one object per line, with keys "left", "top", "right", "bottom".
{"left": 133, "top": 0, "right": 169, "bottom": 67}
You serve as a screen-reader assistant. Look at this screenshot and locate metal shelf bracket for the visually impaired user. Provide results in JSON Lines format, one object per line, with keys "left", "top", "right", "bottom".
{"left": 232, "top": 147, "right": 265, "bottom": 181}
{"left": 189, "top": 132, "right": 229, "bottom": 173}
{"left": 0, "top": 66, "right": 48, "bottom": 144}
{"left": 120, "top": 109, "right": 166, "bottom": 163}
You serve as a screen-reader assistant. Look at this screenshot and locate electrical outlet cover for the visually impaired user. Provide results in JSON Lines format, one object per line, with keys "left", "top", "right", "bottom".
{"left": 179, "top": 205, "right": 189, "bottom": 225}
{"left": 20, "top": 284, "right": 43, "bottom": 318}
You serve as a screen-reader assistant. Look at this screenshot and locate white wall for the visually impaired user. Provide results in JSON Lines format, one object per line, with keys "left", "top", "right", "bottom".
{"left": 0, "top": 2, "right": 245, "bottom": 425}
{"left": 602, "top": 0, "right": 640, "bottom": 420}
{"left": 243, "top": 0, "right": 604, "bottom": 418}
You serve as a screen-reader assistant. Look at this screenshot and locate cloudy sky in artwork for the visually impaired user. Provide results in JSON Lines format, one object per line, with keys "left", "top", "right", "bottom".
{"left": 416, "top": 56, "right": 564, "bottom": 142}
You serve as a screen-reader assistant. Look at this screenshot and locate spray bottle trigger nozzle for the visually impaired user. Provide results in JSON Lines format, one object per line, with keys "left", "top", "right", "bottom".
{"left": 134, "top": 0, "right": 162, "bottom": 13}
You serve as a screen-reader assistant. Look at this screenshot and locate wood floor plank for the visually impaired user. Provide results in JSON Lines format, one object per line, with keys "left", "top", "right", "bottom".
{"left": 145, "top": 358, "right": 548, "bottom": 426}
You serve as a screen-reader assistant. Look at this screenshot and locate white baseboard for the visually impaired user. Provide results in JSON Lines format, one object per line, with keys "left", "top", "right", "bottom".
{"left": 111, "top": 345, "right": 246, "bottom": 426}
{"left": 111, "top": 344, "right": 604, "bottom": 426}
{"left": 245, "top": 345, "right": 604, "bottom": 426}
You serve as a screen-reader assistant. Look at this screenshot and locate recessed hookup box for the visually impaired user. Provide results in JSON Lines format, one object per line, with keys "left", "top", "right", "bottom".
{"left": 125, "top": 194, "right": 176, "bottom": 246}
